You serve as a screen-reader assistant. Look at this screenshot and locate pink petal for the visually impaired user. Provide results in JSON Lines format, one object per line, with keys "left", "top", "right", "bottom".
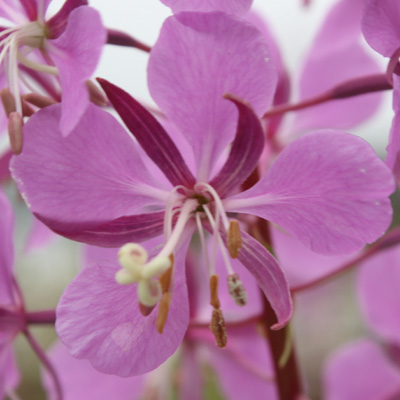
{"left": 271, "top": 226, "right": 357, "bottom": 290}
{"left": 294, "top": 0, "right": 382, "bottom": 132}
{"left": 362, "top": 0, "right": 400, "bottom": 58}
{"left": 232, "top": 230, "right": 292, "bottom": 329}
{"left": 357, "top": 245, "right": 400, "bottom": 346}
{"left": 148, "top": 12, "right": 277, "bottom": 181}
{"left": 159, "top": 0, "right": 252, "bottom": 16}
{"left": 324, "top": 339, "right": 400, "bottom": 400}
{"left": 0, "top": 346, "right": 19, "bottom": 399}
{"left": 24, "top": 216, "right": 56, "bottom": 252}
{"left": 49, "top": 6, "right": 106, "bottom": 136}
{"left": 226, "top": 131, "right": 395, "bottom": 255}
{"left": 209, "top": 95, "right": 265, "bottom": 198}
{"left": 43, "top": 343, "right": 145, "bottom": 400}
{"left": 207, "top": 325, "right": 277, "bottom": 400}
{"left": 11, "top": 104, "right": 169, "bottom": 233}
{"left": 56, "top": 240, "right": 190, "bottom": 376}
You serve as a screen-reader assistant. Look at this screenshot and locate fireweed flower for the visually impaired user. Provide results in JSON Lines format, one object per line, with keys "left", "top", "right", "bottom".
{"left": 324, "top": 243, "right": 400, "bottom": 400}
{"left": 0, "top": 0, "right": 105, "bottom": 137}
{"left": 10, "top": 11, "right": 395, "bottom": 376}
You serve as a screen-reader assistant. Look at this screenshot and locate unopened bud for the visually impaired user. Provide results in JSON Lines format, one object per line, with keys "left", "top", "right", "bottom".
{"left": 156, "top": 292, "right": 172, "bottom": 334}
{"left": 8, "top": 112, "right": 23, "bottom": 155}
{"left": 227, "top": 220, "right": 242, "bottom": 258}
{"left": 210, "top": 308, "right": 227, "bottom": 348}
{"left": 228, "top": 273, "right": 247, "bottom": 306}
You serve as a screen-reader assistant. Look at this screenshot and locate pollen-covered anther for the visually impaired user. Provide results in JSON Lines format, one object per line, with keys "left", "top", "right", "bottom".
{"left": 0, "top": 88, "right": 16, "bottom": 116}
{"left": 209, "top": 274, "right": 220, "bottom": 309}
{"left": 210, "top": 308, "right": 227, "bottom": 348}
{"left": 227, "top": 220, "right": 242, "bottom": 258}
{"left": 8, "top": 112, "right": 23, "bottom": 155}
{"left": 228, "top": 273, "right": 248, "bottom": 306}
{"left": 156, "top": 292, "right": 172, "bottom": 334}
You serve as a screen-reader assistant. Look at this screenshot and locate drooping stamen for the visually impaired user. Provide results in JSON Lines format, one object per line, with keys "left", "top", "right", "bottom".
{"left": 22, "top": 92, "right": 57, "bottom": 108}
{"left": 210, "top": 308, "right": 227, "bottom": 348}
{"left": 8, "top": 111, "right": 23, "bottom": 155}
{"left": 227, "top": 273, "right": 247, "bottom": 306}
{"left": 156, "top": 292, "right": 172, "bottom": 334}
{"left": 227, "top": 220, "right": 242, "bottom": 258}
{"left": 1, "top": 88, "right": 16, "bottom": 116}
{"left": 209, "top": 274, "right": 220, "bottom": 309}
{"left": 159, "top": 254, "right": 174, "bottom": 293}
{"left": 86, "top": 80, "right": 107, "bottom": 107}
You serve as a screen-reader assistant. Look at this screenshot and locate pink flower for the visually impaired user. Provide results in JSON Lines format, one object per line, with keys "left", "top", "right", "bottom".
{"left": 0, "top": 0, "right": 106, "bottom": 136}
{"left": 159, "top": 0, "right": 253, "bottom": 15}
{"left": 10, "top": 11, "right": 395, "bottom": 376}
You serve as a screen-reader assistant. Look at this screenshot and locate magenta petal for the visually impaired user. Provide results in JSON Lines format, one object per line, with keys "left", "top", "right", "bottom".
{"left": 209, "top": 95, "right": 265, "bottom": 198}
{"left": 56, "top": 241, "right": 190, "bottom": 376}
{"left": 357, "top": 245, "right": 400, "bottom": 346}
{"left": 0, "top": 347, "right": 19, "bottom": 399}
{"left": 11, "top": 104, "right": 168, "bottom": 233}
{"left": 222, "top": 229, "right": 292, "bottom": 329}
{"left": 386, "top": 76, "right": 400, "bottom": 181}
{"left": 209, "top": 326, "right": 277, "bottom": 400}
{"left": 226, "top": 131, "right": 395, "bottom": 255}
{"left": 44, "top": 343, "right": 145, "bottom": 400}
{"left": 46, "top": 211, "right": 166, "bottom": 248}
{"left": 98, "top": 78, "right": 195, "bottom": 188}
{"left": 159, "top": 0, "right": 252, "bottom": 15}
{"left": 25, "top": 217, "right": 56, "bottom": 252}
{"left": 49, "top": 6, "right": 106, "bottom": 136}
{"left": 324, "top": 339, "right": 400, "bottom": 400}
{"left": 362, "top": 0, "right": 400, "bottom": 58}
{"left": 148, "top": 12, "right": 277, "bottom": 180}
{"left": 294, "top": 0, "right": 382, "bottom": 132}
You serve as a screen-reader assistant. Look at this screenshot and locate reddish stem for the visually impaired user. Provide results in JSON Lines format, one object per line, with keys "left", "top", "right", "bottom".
{"left": 263, "top": 73, "right": 392, "bottom": 119}
{"left": 24, "top": 329, "right": 63, "bottom": 400}
{"left": 107, "top": 29, "right": 151, "bottom": 53}
{"left": 25, "top": 309, "right": 56, "bottom": 325}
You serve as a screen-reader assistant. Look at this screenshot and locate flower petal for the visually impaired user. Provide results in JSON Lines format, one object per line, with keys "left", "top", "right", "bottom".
{"left": 362, "top": 0, "right": 400, "bottom": 58}
{"left": 294, "top": 0, "right": 382, "bottom": 132}
{"left": 225, "top": 131, "right": 395, "bottom": 255}
{"left": 49, "top": 6, "right": 106, "bottom": 136}
{"left": 324, "top": 339, "right": 400, "bottom": 400}
{"left": 46, "top": 211, "right": 166, "bottom": 248}
{"left": 43, "top": 343, "right": 145, "bottom": 400}
{"left": 159, "top": 0, "right": 252, "bottom": 16}
{"left": 209, "top": 95, "right": 264, "bottom": 198}
{"left": 98, "top": 78, "right": 196, "bottom": 188}
{"left": 0, "top": 346, "right": 19, "bottom": 399}
{"left": 148, "top": 12, "right": 277, "bottom": 180}
{"left": 222, "top": 229, "right": 292, "bottom": 330}
{"left": 11, "top": 104, "right": 169, "bottom": 233}
{"left": 357, "top": 244, "right": 400, "bottom": 347}
{"left": 56, "top": 240, "right": 190, "bottom": 376}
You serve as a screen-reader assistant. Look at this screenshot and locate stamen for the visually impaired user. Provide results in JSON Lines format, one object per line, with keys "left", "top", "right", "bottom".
{"left": 159, "top": 255, "right": 174, "bottom": 293}
{"left": 17, "top": 52, "right": 58, "bottom": 75}
{"left": 209, "top": 274, "right": 220, "bottom": 309}
{"left": 1, "top": 88, "right": 16, "bottom": 116}
{"left": 163, "top": 185, "right": 186, "bottom": 239}
{"left": 227, "top": 273, "right": 248, "bottom": 306}
{"left": 210, "top": 308, "right": 227, "bottom": 348}
{"left": 8, "top": 111, "right": 23, "bottom": 155}
{"left": 227, "top": 220, "right": 242, "bottom": 258}
{"left": 86, "top": 80, "right": 107, "bottom": 107}
{"left": 156, "top": 292, "right": 171, "bottom": 334}
{"left": 22, "top": 93, "right": 57, "bottom": 108}
{"left": 195, "top": 212, "right": 213, "bottom": 276}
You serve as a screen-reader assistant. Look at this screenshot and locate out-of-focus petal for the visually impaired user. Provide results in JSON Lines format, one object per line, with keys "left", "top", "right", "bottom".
{"left": 0, "top": 346, "right": 19, "bottom": 399}
{"left": 271, "top": 226, "right": 357, "bottom": 290}
{"left": 294, "top": 0, "right": 382, "bottom": 132}
{"left": 148, "top": 12, "right": 276, "bottom": 181}
{"left": 207, "top": 325, "right": 277, "bottom": 400}
{"left": 56, "top": 239, "right": 190, "bottom": 376}
{"left": 0, "top": 190, "right": 14, "bottom": 304}
{"left": 225, "top": 131, "right": 395, "bottom": 255}
{"left": 324, "top": 339, "right": 400, "bottom": 400}
{"left": 209, "top": 95, "right": 265, "bottom": 198}
{"left": 160, "top": 0, "right": 252, "bottom": 15}
{"left": 11, "top": 104, "right": 169, "bottom": 233}
{"left": 43, "top": 343, "right": 145, "bottom": 400}
{"left": 357, "top": 245, "right": 400, "bottom": 347}
{"left": 49, "top": 6, "right": 106, "bottom": 136}
{"left": 362, "top": 0, "right": 400, "bottom": 58}
{"left": 25, "top": 217, "right": 56, "bottom": 252}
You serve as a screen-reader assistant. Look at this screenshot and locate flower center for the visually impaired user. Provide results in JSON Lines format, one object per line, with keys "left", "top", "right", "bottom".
{"left": 116, "top": 182, "right": 248, "bottom": 346}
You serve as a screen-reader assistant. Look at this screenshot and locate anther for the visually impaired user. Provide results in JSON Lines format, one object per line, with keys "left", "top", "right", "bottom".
{"left": 86, "top": 80, "right": 107, "bottom": 107}
{"left": 22, "top": 93, "right": 57, "bottom": 109}
{"left": 8, "top": 112, "right": 23, "bottom": 155}
{"left": 209, "top": 275, "right": 220, "bottom": 309}
{"left": 1, "top": 88, "right": 16, "bottom": 116}
{"left": 210, "top": 308, "right": 227, "bottom": 348}
{"left": 227, "top": 220, "right": 242, "bottom": 258}
{"left": 156, "top": 292, "right": 172, "bottom": 334}
{"left": 159, "top": 254, "right": 174, "bottom": 293}
{"left": 227, "top": 273, "right": 248, "bottom": 306}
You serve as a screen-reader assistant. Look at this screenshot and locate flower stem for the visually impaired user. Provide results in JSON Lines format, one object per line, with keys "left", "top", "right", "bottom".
{"left": 25, "top": 309, "right": 56, "bottom": 325}
{"left": 107, "top": 29, "right": 151, "bottom": 53}
{"left": 261, "top": 294, "right": 303, "bottom": 400}
{"left": 263, "top": 73, "right": 392, "bottom": 119}
{"left": 23, "top": 329, "right": 63, "bottom": 400}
